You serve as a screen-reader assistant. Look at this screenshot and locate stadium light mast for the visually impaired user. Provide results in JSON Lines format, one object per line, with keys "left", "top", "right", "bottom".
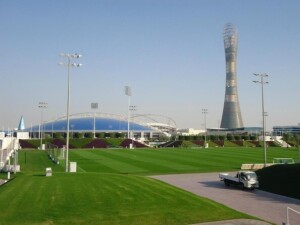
{"left": 59, "top": 53, "right": 82, "bottom": 172}
{"left": 253, "top": 73, "right": 269, "bottom": 167}
{"left": 129, "top": 105, "right": 137, "bottom": 148}
{"left": 125, "top": 86, "right": 132, "bottom": 139}
{"left": 38, "top": 102, "right": 48, "bottom": 150}
{"left": 91, "top": 103, "right": 98, "bottom": 138}
{"left": 202, "top": 109, "right": 208, "bottom": 148}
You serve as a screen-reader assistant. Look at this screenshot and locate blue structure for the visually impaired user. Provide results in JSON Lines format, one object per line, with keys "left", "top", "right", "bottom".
{"left": 273, "top": 125, "right": 300, "bottom": 135}
{"left": 25, "top": 112, "right": 158, "bottom": 140}
{"left": 18, "top": 116, "right": 25, "bottom": 131}
{"left": 28, "top": 117, "right": 154, "bottom": 133}
{"left": 24, "top": 112, "right": 176, "bottom": 139}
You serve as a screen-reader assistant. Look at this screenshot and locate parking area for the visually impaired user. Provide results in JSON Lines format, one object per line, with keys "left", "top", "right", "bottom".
{"left": 151, "top": 172, "right": 300, "bottom": 225}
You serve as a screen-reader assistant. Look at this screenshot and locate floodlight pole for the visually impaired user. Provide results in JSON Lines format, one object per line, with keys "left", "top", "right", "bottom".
{"left": 129, "top": 105, "right": 137, "bottom": 145}
{"left": 60, "top": 53, "right": 82, "bottom": 172}
{"left": 91, "top": 103, "right": 98, "bottom": 138}
{"left": 125, "top": 86, "right": 132, "bottom": 139}
{"left": 253, "top": 73, "right": 269, "bottom": 167}
{"left": 38, "top": 102, "right": 48, "bottom": 150}
{"left": 202, "top": 109, "right": 208, "bottom": 148}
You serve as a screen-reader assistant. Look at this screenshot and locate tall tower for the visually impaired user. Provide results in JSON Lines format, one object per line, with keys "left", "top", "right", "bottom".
{"left": 220, "top": 23, "right": 244, "bottom": 129}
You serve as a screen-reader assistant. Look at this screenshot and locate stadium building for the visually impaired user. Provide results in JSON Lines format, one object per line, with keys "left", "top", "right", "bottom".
{"left": 25, "top": 112, "right": 177, "bottom": 140}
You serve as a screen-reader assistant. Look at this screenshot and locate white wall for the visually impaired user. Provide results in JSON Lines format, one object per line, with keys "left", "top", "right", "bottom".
{"left": 16, "top": 132, "right": 29, "bottom": 139}
{"left": 0, "top": 137, "right": 19, "bottom": 150}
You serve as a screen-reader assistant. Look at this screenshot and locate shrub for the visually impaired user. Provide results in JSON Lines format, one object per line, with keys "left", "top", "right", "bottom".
{"left": 85, "top": 132, "right": 93, "bottom": 138}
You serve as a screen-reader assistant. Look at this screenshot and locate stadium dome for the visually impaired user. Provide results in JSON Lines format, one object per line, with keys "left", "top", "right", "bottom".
{"left": 26, "top": 112, "right": 176, "bottom": 137}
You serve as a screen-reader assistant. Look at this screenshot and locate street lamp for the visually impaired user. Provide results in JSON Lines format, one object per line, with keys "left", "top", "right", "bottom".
{"left": 91, "top": 102, "right": 98, "bottom": 138}
{"left": 38, "top": 102, "right": 48, "bottom": 150}
{"left": 129, "top": 105, "right": 136, "bottom": 148}
{"left": 129, "top": 105, "right": 137, "bottom": 139}
{"left": 202, "top": 109, "right": 208, "bottom": 148}
{"left": 59, "top": 53, "right": 82, "bottom": 172}
{"left": 253, "top": 73, "right": 269, "bottom": 167}
{"left": 125, "top": 86, "right": 132, "bottom": 139}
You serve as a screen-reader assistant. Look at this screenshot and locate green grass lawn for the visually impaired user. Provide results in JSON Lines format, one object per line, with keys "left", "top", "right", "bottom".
{"left": 0, "top": 172, "right": 251, "bottom": 225}
{"left": 0, "top": 147, "right": 298, "bottom": 225}
{"left": 69, "top": 147, "right": 298, "bottom": 175}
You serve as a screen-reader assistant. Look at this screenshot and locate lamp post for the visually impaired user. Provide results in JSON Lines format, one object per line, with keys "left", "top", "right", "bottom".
{"left": 129, "top": 105, "right": 137, "bottom": 147}
{"left": 125, "top": 86, "right": 132, "bottom": 139}
{"left": 202, "top": 109, "right": 208, "bottom": 148}
{"left": 91, "top": 102, "right": 98, "bottom": 138}
{"left": 38, "top": 102, "right": 48, "bottom": 150}
{"left": 253, "top": 73, "right": 269, "bottom": 167}
{"left": 59, "top": 53, "right": 82, "bottom": 172}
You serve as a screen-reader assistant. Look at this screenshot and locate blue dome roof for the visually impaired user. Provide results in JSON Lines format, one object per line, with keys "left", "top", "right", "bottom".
{"left": 28, "top": 116, "right": 154, "bottom": 132}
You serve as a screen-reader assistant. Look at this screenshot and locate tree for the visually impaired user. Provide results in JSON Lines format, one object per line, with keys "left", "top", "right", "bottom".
{"left": 209, "top": 135, "right": 216, "bottom": 141}
{"left": 293, "top": 133, "right": 300, "bottom": 147}
{"left": 85, "top": 132, "right": 93, "bottom": 138}
{"left": 234, "top": 135, "right": 241, "bottom": 141}
{"left": 227, "top": 134, "right": 233, "bottom": 141}
{"left": 219, "top": 135, "right": 225, "bottom": 141}
{"left": 184, "top": 135, "right": 191, "bottom": 141}
{"left": 74, "top": 132, "right": 84, "bottom": 139}
{"left": 53, "top": 132, "right": 62, "bottom": 139}
{"left": 96, "top": 133, "right": 105, "bottom": 138}
{"left": 115, "top": 132, "right": 124, "bottom": 138}
{"left": 178, "top": 136, "right": 184, "bottom": 141}
{"left": 249, "top": 134, "right": 257, "bottom": 141}
{"left": 242, "top": 135, "right": 249, "bottom": 141}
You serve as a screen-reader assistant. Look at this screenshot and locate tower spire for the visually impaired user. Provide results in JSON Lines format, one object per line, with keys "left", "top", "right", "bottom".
{"left": 18, "top": 115, "right": 25, "bottom": 131}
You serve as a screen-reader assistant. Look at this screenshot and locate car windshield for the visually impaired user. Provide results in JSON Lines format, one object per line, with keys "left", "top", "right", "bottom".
{"left": 246, "top": 173, "right": 257, "bottom": 180}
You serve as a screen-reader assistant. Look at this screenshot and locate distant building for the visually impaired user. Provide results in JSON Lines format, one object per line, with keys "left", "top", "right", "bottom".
{"left": 25, "top": 112, "right": 176, "bottom": 140}
{"left": 207, "top": 127, "right": 262, "bottom": 135}
{"left": 176, "top": 128, "right": 205, "bottom": 136}
{"left": 273, "top": 125, "right": 300, "bottom": 135}
{"left": 220, "top": 23, "right": 244, "bottom": 129}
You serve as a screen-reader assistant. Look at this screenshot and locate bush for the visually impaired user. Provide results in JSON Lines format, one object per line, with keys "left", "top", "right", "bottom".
{"left": 209, "top": 135, "right": 216, "bottom": 141}
{"left": 219, "top": 135, "right": 225, "bottom": 141}
{"left": 249, "top": 134, "right": 257, "bottom": 141}
{"left": 74, "top": 132, "right": 84, "bottom": 139}
{"left": 96, "top": 133, "right": 105, "bottom": 138}
{"left": 53, "top": 132, "right": 63, "bottom": 139}
{"left": 85, "top": 132, "right": 93, "bottom": 138}
{"left": 226, "top": 134, "right": 233, "bottom": 141}
{"left": 234, "top": 135, "right": 241, "bottom": 141}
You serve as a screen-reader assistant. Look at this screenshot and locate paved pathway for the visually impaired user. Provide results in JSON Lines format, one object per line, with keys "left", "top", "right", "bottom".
{"left": 0, "top": 179, "right": 7, "bottom": 186}
{"left": 151, "top": 173, "right": 300, "bottom": 225}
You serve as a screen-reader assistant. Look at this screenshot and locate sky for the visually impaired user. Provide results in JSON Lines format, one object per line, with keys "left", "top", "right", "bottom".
{"left": 1, "top": 0, "right": 300, "bottom": 131}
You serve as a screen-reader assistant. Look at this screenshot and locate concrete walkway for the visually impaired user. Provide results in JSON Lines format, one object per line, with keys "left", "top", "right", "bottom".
{"left": 0, "top": 179, "right": 8, "bottom": 186}
{"left": 151, "top": 173, "right": 300, "bottom": 225}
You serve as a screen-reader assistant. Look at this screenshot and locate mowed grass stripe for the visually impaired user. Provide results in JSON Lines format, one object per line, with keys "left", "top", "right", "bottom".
{"left": 70, "top": 148, "right": 298, "bottom": 175}
{"left": 109, "top": 149, "right": 235, "bottom": 171}
{"left": 101, "top": 150, "right": 200, "bottom": 172}
{"left": 115, "top": 149, "right": 242, "bottom": 172}
{"left": 70, "top": 150, "right": 120, "bottom": 173}
{"left": 98, "top": 150, "right": 180, "bottom": 173}
{"left": 83, "top": 150, "right": 183, "bottom": 173}
{"left": 128, "top": 149, "right": 231, "bottom": 170}
{"left": 71, "top": 150, "right": 148, "bottom": 173}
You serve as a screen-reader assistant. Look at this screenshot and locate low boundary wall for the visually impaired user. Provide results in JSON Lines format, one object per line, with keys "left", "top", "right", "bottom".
{"left": 241, "top": 163, "right": 273, "bottom": 170}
